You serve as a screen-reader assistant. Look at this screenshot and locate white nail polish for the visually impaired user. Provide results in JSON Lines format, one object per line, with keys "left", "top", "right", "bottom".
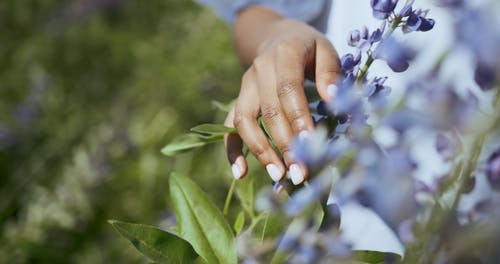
{"left": 327, "top": 84, "right": 338, "bottom": 99}
{"left": 266, "top": 164, "right": 283, "bottom": 182}
{"left": 298, "top": 130, "right": 310, "bottom": 140}
{"left": 232, "top": 163, "right": 242, "bottom": 179}
{"left": 290, "top": 164, "right": 304, "bottom": 185}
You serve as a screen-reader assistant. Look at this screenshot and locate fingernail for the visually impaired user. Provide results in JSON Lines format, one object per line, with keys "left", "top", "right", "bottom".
{"left": 298, "top": 130, "right": 310, "bottom": 140}
{"left": 232, "top": 163, "right": 243, "bottom": 179}
{"left": 266, "top": 163, "right": 283, "bottom": 182}
{"left": 290, "top": 164, "right": 304, "bottom": 185}
{"left": 327, "top": 84, "right": 338, "bottom": 99}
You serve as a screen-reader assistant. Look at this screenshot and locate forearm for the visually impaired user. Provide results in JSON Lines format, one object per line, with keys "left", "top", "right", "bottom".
{"left": 233, "top": 6, "right": 283, "bottom": 66}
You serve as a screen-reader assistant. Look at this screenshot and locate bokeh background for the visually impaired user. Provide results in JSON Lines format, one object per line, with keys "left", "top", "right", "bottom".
{"left": 0, "top": 0, "right": 247, "bottom": 262}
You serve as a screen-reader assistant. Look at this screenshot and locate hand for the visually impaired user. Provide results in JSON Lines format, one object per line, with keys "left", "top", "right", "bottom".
{"left": 224, "top": 9, "right": 340, "bottom": 185}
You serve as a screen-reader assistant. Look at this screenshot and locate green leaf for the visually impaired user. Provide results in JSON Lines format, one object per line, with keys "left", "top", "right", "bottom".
{"left": 108, "top": 220, "right": 198, "bottom": 263}
{"left": 233, "top": 212, "right": 245, "bottom": 235}
{"left": 352, "top": 250, "right": 401, "bottom": 263}
{"left": 236, "top": 179, "right": 255, "bottom": 218}
{"left": 211, "top": 100, "right": 235, "bottom": 113}
{"left": 161, "top": 133, "right": 223, "bottom": 156}
{"left": 190, "top": 123, "right": 237, "bottom": 135}
{"left": 169, "top": 172, "right": 237, "bottom": 264}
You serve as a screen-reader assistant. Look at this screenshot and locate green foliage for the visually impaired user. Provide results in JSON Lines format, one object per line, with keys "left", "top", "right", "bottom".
{"left": 169, "top": 172, "right": 237, "bottom": 264}
{"left": 109, "top": 220, "right": 198, "bottom": 263}
{"left": 190, "top": 124, "right": 237, "bottom": 135}
{"left": 161, "top": 133, "right": 223, "bottom": 156}
{"left": 233, "top": 212, "right": 245, "bottom": 235}
{"left": 0, "top": 0, "right": 242, "bottom": 262}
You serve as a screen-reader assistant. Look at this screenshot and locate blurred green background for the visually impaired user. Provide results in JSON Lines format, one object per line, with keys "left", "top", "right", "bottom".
{"left": 0, "top": 0, "right": 246, "bottom": 262}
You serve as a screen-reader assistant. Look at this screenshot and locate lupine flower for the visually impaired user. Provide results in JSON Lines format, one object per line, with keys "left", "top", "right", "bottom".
{"left": 358, "top": 148, "right": 418, "bottom": 229}
{"left": 291, "top": 127, "right": 335, "bottom": 169}
{"left": 370, "top": 0, "right": 398, "bottom": 19}
{"left": 369, "top": 21, "right": 386, "bottom": 43}
{"left": 455, "top": 7, "right": 500, "bottom": 90}
{"left": 474, "top": 62, "right": 497, "bottom": 91}
{"left": 348, "top": 30, "right": 361, "bottom": 47}
{"left": 373, "top": 37, "right": 416, "bottom": 72}
{"left": 400, "top": 0, "right": 414, "bottom": 17}
{"left": 435, "top": 133, "right": 458, "bottom": 161}
{"left": 437, "top": 0, "right": 464, "bottom": 8}
{"left": 340, "top": 51, "right": 361, "bottom": 73}
{"left": 486, "top": 148, "right": 500, "bottom": 191}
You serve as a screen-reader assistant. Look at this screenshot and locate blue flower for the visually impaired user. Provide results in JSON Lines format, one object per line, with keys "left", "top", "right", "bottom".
{"left": 486, "top": 148, "right": 500, "bottom": 191}
{"left": 403, "top": 10, "right": 435, "bottom": 33}
{"left": 474, "top": 62, "right": 496, "bottom": 91}
{"left": 370, "top": 0, "right": 398, "bottom": 19}
{"left": 340, "top": 51, "right": 361, "bottom": 73}
{"left": 373, "top": 37, "right": 415, "bottom": 72}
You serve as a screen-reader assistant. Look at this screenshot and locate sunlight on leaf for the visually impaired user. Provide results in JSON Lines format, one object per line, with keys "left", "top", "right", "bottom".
{"left": 169, "top": 172, "right": 237, "bottom": 264}
{"left": 161, "top": 133, "right": 223, "bottom": 156}
{"left": 190, "top": 123, "right": 237, "bottom": 135}
{"left": 233, "top": 212, "right": 245, "bottom": 235}
{"left": 108, "top": 220, "right": 198, "bottom": 263}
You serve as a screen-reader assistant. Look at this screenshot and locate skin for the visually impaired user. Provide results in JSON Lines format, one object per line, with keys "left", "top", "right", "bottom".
{"left": 224, "top": 6, "right": 341, "bottom": 184}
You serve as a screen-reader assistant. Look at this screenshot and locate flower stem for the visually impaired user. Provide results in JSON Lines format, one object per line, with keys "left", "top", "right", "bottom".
{"left": 223, "top": 178, "right": 237, "bottom": 215}
{"left": 355, "top": 16, "right": 402, "bottom": 84}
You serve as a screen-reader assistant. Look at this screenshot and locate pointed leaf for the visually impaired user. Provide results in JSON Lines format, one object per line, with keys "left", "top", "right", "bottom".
{"left": 169, "top": 172, "right": 237, "bottom": 264}
{"left": 190, "top": 123, "right": 237, "bottom": 135}
{"left": 109, "top": 220, "right": 198, "bottom": 263}
{"left": 233, "top": 212, "right": 245, "bottom": 235}
{"left": 212, "top": 100, "right": 235, "bottom": 113}
{"left": 161, "top": 133, "right": 223, "bottom": 156}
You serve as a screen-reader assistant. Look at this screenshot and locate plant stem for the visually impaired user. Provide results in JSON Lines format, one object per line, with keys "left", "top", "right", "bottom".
{"left": 223, "top": 178, "right": 237, "bottom": 215}
{"left": 355, "top": 16, "right": 402, "bottom": 84}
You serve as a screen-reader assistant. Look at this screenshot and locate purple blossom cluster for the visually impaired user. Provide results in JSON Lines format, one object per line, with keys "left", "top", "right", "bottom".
{"left": 270, "top": 0, "right": 500, "bottom": 262}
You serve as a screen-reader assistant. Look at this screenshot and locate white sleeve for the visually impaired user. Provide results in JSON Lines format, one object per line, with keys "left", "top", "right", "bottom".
{"left": 195, "top": 0, "right": 332, "bottom": 33}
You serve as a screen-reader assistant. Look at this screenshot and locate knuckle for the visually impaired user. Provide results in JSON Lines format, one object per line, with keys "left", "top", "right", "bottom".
{"left": 253, "top": 55, "right": 271, "bottom": 70}
{"left": 288, "top": 109, "right": 308, "bottom": 128}
{"left": 277, "top": 79, "right": 300, "bottom": 98}
{"left": 241, "top": 69, "right": 254, "bottom": 85}
{"left": 278, "top": 144, "right": 292, "bottom": 158}
{"left": 261, "top": 106, "right": 281, "bottom": 122}
{"left": 252, "top": 144, "right": 268, "bottom": 161}
{"left": 233, "top": 112, "right": 246, "bottom": 130}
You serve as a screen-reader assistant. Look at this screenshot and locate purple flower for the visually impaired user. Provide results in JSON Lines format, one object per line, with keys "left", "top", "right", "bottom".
{"left": 291, "top": 127, "right": 334, "bottom": 169}
{"left": 360, "top": 26, "right": 369, "bottom": 40}
{"left": 456, "top": 8, "right": 500, "bottom": 85}
{"left": 418, "top": 17, "right": 435, "bottom": 32}
{"left": 435, "top": 133, "right": 457, "bottom": 160}
{"left": 403, "top": 11, "right": 435, "bottom": 33}
{"left": 373, "top": 37, "right": 416, "bottom": 72}
{"left": 437, "top": 0, "right": 464, "bottom": 8}
{"left": 404, "top": 13, "right": 422, "bottom": 33}
{"left": 340, "top": 51, "right": 361, "bottom": 73}
{"left": 348, "top": 30, "right": 361, "bottom": 47}
{"left": 486, "top": 148, "right": 500, "bottom": 191}
{"left": 370, "top": 0, "right": 398, "bottom": 19}
{"left": 400, "top": 1, "right": 414, "bottom": 17}
{"left": 474, "top": 62, "right": 496, "bottom": 91}
{"left": 363, "top": 77, "right": 390, "bottom": 98}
